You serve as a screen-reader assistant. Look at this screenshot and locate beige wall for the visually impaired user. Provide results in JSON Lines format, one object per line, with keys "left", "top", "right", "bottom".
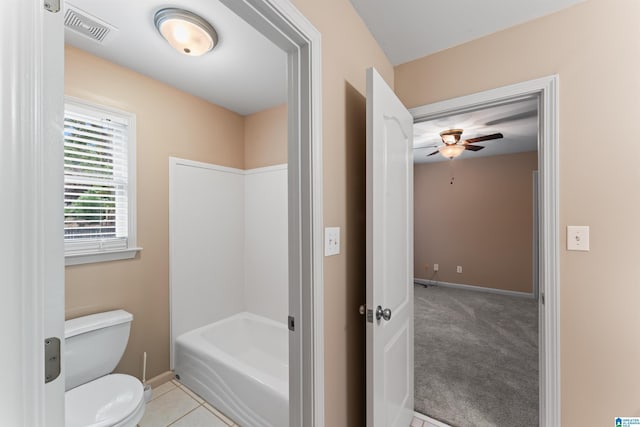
{"left": 287, "top": 0, "right": 394, "bottom": 425}
{"left": 396, "top": 0, "right": 640, "bottom": 424}
{"left": 414, "top": 152, "right": 537, "bottom": 293}
{"left": 64, "top": 46, "right": 245, "bottom": 380}
{"left": 244, "top": 103, "right": 287, "bottom": 169}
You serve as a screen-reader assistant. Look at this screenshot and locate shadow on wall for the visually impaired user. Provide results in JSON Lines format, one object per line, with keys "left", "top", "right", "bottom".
{"left": 344, "top": 81, "right": 367, "bottom": 426}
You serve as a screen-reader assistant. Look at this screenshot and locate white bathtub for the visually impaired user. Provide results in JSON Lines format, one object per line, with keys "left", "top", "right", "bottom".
{"left": 174, "top": 312, "right": 289, "bottom": 427}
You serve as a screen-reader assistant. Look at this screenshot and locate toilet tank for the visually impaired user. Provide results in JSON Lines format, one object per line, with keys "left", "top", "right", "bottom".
{"left": 64, "top": 310, "right": 133, "bottom": 391}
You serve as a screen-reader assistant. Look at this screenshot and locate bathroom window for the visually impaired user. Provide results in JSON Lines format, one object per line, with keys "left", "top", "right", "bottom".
{"left": 63, "top": 98, "right": 140, "bottom": 265}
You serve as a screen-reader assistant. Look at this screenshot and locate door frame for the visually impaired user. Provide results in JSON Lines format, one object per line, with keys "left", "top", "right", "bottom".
{"left": 533, "top": 170, "right": 540, "bottom": 300}
{"left": 14, "top": 0, "right": 325, "bottom": 425}
{"left": 410, "top": 75, "right": 560, "bottom": 427}
{"left": 2, "top": 0, "right": 66, "bottom": 424}
{"left": 219, "top": 3, "right": 325, "bottom": 425}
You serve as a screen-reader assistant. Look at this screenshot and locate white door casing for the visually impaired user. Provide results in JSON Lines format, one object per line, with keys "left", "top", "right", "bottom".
{"left": 366, "top": 67, "right": 414, "bottom": 427}
{"left": 410, "top": 76, "right": 560, "bottom": 426}
{"left": 218, "top": 1, "right": 324, "bottom": 425}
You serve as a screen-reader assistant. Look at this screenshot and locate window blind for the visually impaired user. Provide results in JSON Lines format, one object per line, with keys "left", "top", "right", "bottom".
{"left": 63, "top": 105, "right": 129, "bottom": 253}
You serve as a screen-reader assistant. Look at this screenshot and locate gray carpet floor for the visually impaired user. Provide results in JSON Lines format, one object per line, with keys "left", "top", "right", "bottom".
{"left": 414, "top": 284, "right": 538, "bottom": 427}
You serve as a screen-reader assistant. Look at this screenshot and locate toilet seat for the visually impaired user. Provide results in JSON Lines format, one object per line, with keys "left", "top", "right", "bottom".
{"left": 66, "top": 373, "right": 145, "bottom": 427}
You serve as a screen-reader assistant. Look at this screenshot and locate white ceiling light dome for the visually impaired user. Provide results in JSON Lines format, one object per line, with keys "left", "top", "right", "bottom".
{"left": 438, "top": 144, "right": 465, "bottom": 159}
{"left": 154, "top": 8, "right": 218, "bottom": 56}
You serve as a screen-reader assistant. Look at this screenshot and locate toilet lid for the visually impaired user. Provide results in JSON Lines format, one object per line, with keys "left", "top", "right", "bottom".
{"left": 66, "top": 374, "right": 144, "bottom": 427}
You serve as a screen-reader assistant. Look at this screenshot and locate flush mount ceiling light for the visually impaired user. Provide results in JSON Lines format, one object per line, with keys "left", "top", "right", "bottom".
{"left": 154, "top": 8, "right": 218, "bottom": 56}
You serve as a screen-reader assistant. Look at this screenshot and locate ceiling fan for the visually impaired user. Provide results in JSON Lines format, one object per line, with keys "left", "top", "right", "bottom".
{"left": 427, "top": 129, "right": 503, "bottom": 159}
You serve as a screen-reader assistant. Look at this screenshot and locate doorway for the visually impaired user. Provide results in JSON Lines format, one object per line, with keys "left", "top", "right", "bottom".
{"left": 5, "top": 0, "right": 323, "bottom": 426}
{"left": 409, "top": 76, "right": 560, "bottom": 427}
{"left": 413, "top": 96, "right": 540, "bottom": 426}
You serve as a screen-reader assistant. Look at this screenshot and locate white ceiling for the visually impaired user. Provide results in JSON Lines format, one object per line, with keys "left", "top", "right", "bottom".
{"left": 64, "top": 1, "right": 585, "bottom": 116}
{"left": 349, "top": 0, "right": 586, "bottom": 65}
{"left": 414, "top": 97, "right": 538, "bottom": 164}
{"left": 64, "top": 0, "right": 287, "bottom": 116}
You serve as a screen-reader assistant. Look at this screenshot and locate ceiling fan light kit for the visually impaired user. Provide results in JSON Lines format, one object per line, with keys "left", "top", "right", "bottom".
{"left": 438, "top": 144, "right": 465, "bottom": 159}
{"left": 154, "top": 8, "right": 218, "bottom": 57}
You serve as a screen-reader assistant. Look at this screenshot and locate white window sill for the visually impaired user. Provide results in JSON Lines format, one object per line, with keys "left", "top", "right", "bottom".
{"left": 65, "top": 247, "right": 143, "bottom": 266}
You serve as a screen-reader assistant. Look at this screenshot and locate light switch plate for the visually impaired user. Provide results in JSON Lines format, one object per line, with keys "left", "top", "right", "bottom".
{"left": 567, "top": 225, "right": 590, "bottom": 251}
{"left": 324, "top": 227, "right": 340, "bottom": 256}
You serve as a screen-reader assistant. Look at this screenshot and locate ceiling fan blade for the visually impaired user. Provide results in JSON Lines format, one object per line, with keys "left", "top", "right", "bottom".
{"left": 427, "top": 149, "right": 440, "bottom": 156}
{"left": 464, "top": 133, "right": 503, "bottom": 144}
{"left": 465, "top": 144, "right": 484, "bottom": 152}
{"left": 416, "top": 144, "right": 439, "bottom": 149}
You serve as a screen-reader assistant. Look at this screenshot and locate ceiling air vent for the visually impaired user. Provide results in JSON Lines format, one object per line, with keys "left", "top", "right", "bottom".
{"left": 64, "top": 5, "right": 117, "bottom": 44}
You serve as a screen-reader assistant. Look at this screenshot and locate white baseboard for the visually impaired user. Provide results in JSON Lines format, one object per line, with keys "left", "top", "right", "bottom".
{"left": 414, "top": 278, "right": 535, "bottom": 299}
{"left": 413, "top": 411, "right": 451, "bottom": 427}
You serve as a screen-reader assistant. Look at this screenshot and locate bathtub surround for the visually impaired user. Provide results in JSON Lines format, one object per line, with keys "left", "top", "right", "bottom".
{"left": 169, "top": 159, "right": 288, "bottom": 353}
{"left": 244, "top": 166, "right": 289, "bottom": 321}
{"left": 414, "top": 152, "right": 538, "bottom": 294}
{"left": 170, "top": 157, "right": 288, "bottom": 427}
{"left": 414, "top": 284, "right": 538, "bottom": 426}
{"left": 64, "top": 46, "right": 288, "bottom": 382}
{"left": 170, "top": 160, "right": 245, "bottom": 344}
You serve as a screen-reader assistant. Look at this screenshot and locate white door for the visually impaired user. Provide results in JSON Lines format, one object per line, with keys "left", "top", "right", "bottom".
{"left": 366, "top": 67, "right": 414, "bottom": 427}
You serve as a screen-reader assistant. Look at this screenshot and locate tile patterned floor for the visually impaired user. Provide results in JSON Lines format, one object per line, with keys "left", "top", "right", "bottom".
{"left": 140, "top": 380, "right": 239, "bottom": 427}
{"left": 412, "top": 413, "right": 451, "bottom": 427}
{"left": 141, "top": 379, "right": 443, "bottom": 427}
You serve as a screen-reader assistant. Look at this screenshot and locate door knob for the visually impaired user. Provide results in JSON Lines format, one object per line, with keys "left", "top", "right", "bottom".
{"left": 375, "top": 305, "right": 392, "bottom": 321}
{"left": 359, "top": 304, "right": 366, "bottom": 315}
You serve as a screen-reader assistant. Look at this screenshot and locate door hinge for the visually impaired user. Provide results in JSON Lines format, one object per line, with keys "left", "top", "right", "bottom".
{"left": 44, "top": 0, "right": 60, "bottom": 13}
{"left": 44, "top": 337, "right": 61, "bottom": 383}
{"left": 288, "top": 316, "right": 295, "bottom": 332}
{"left": 541, "top": 292, "right": 545, "bottom": 305}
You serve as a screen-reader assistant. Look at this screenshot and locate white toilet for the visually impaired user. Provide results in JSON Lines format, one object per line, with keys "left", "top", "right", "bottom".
{"left": 64, "top": 309, "right": 146, "bottom": 427}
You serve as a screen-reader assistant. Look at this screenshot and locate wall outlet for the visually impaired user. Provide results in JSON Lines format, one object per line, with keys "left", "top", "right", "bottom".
{"left": 433, "top": 263, "right": 439, "bottom": 272}
{"left": 456, "top": 265, "right": 463, "bottom": 273}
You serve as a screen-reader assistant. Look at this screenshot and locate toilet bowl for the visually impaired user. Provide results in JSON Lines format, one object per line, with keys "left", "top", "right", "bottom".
{"left": 64, "top": 310, "right": 145, "bottom": 427}
{"left": 66, "top": 374, "right": 144, "bottom": 427}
